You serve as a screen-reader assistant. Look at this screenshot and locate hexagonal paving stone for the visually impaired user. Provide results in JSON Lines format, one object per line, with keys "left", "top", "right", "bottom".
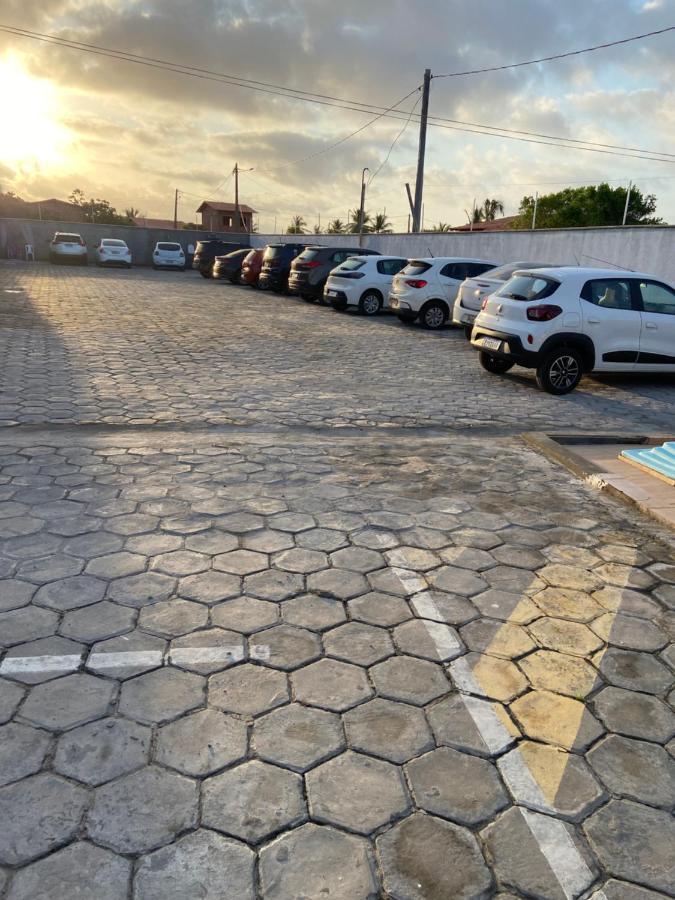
{"left": 249, "top": 624, "right": 321, "bottom": 670}
{"left": 6, "top": 841, "right": 131, "bottom": 900}
{"left": 0, "top": 579, "right": 35, "bottom": 612}
{"left": 324, "top": 622, "right": 394, "bottom": 666}
{"left": 178, "top": 570, "right": 240, "bottom": 604}
{"left": 529, "top": 617, "right": 604, "bottom": 657}
{"left": 60, "top": 600, "right": 136, "bottom": 643}
{"left": 343, "top": 697, "right": 433, "bottom": 764}
{"left": 273, "top": 548, "right": 328, "bottom": 574}
{"left": 139, "top": 598, "right": 208, "bottom": 637}
{"left": 254, "top": 703, "right": 344, "bottom": 772}
{"left": 371, "top": 655, "right": 450, "bottom": 706}
{"left": 20, "top": 672, "right": 115, "bottom": 730}
{"left": 87, "top": 765, "right": 198, "bottom": 854}
{"left": 498, "top": 740, "right": 605, "bottom": 820}
{"left": 184, "top": 529, "right": 238, "bottom": 555}
{"left": 259, "top": 823, "right": 377, "bottom": 899}
{"left": 0, "top": 606, "right": 58, "bottom": 648}
{"left": 84, "top": 552, "right": 147, "bottom": 579}
{"left": 17, "top": 554, "right": 84, "bottom": 585}
{"left": 281, "top": 593, "right": 346, "bottom": 631}
{"left": 511, "top": 690, "right": 604, "bottom": 751}
{"left": 86, "top": 630, "right": 166, "bottom": 679}
{"left": 378, "top": 812, "right": 492, "bottom": 900}
{"left": 296, "top": 528, "right": 348, "bottom": 552}
{"left": 532, "top": 586, "right": 602, "bottom": 622}
{"left": 133, "top": 829, "right": 255, "bottom": 900}
{"left": 217, "top": 512, "right": 266, "bottom": 533}
{"left": 393, "top": 618, "right": 463, "bottom": 662}
{"left": 0, "top": 722, "right": 50, "bottom": 787}
{"left": 0, "top": 774, "right": 88, "bottom": 865}
{"left": 211, "top": 595, "right": 279, "bottom": 633}
{"left": 105, "top": 513, "right": 159, "bottom": 536}
{"left": 308, "top": 567, "right": 370, "bottom": 600}
{"left": 484, "top": 806, "right": 597, "bottom": 900}
{"left": 107, "top": 572, "right": 175, "bottom": 608}
{"left": 472, "top": 589, "right": 539, "bottom": 624}
{"left": 330, "top": 547, "right": 385, "bottom": 573}
{"left": 591, "top": 613, "right": 667, "bottom": 652}
{"left": 368, "top": 566, "right": 427, "bottom": 598}
{"left": 1, "top": 635, "right": 84, "bottom": 684}
{"left": 348, "top": 591, "right": 410, "bottom": 627}
{"left": 539, "top": 564, "right": 603, "bottom": 592}
{"left": 209, "top": 663, "right": 288, "bottom": 716}
{"left": 410, "top": 589, "right": 477, "bottom": 626}
{"left": 33, "top": 575, "right": 106, "bottom": 611}
{"left": 449, "top": 652, "right": 528, "bottom": 702}
{"left": 594, "top": 647, "right": 673, "bottom": 695}
{"left": 0, "top": 678, "right": 24, "bottom": 724}
{"left": 451, "top": 527, "right": 504, "bottom": 550}
{"left": 202, "top": 760, "right": 306, "bottom": 843}
{"left": 213, "top": 549, "right": 269, "bottom": 575}
{"left": 595, "top": 563, "right": 657, "bottom": 590}
{"left": 407, "top": 746, "right": 508, "bottom": 825}
{"left": 584, "top": 800, "right": 675, "bottom": 895}
{"left": 119, "top": 667, "right": 204, "bottom": 724}
{"left": 292, "top": 658, "right": 373, "bottom": 712}
{"left": 244, "top": 569, "right": 304, "bottom": 602}
{"left": 169, "top": 627, "right": 245, "bottom": 674}
{"left": 159, "top": 514, "right": 212, "bottom": 535}
{"left": 485, "top": 565, "right": 544, "bottom": 594}
{"left": 428, "top": 693, "right": 519, "bottom": 757}
{"left": 460, "top": 619, "right": 535, "bottom": 659}
{"left": 154, "top": 708, "right": 247, "bottom": 776}
{"left": 438, "top": 546, "right": 496, "bottom": 571}
{"left": 242, "top": 529, "right": 294, "bottom": 553}
{"left": 150, "top": 550, "right": 210, "bottom": 577}
{"left": 587, "top": 734, "right": 675, "bottom": 809}
{"left": 307, "top": 750, "right": 410, "bottom": 835}
{"left": 54, "top": 717, "right": 150, "bottom": 786}
{"left": 518, "top": 650, "right": 600, "bottom": 698}
{"left": 593, "top": 686, "right": 674, "bottom": 743}
{"left": 589, "top": 881, "right": 669, "bottom": 900}
{"left": 593, "top": 586, "right": 662, "bottom": 618}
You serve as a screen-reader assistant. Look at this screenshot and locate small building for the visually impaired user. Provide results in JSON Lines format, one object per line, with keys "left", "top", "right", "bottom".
{"left": 452, "top": 215, "right": 518, "bottom": 232}
{"left": 196, "top": 201, "right": 256, "bottom": 233}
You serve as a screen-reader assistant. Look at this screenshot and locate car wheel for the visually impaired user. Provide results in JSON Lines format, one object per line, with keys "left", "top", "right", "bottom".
{"left": 479, "top": 352, "right": 514, "bottom": 375}
{"left": 464, "top": 325, "right": 473, "bottom": 340}
{"left": 536, "top": 347, "right": 583, "bottom": 395}
{"left": 359, "top": 291, "right": 382, "bottom": 316}
{"left": 420, "top": 301, "right": 447, "bottom": 330}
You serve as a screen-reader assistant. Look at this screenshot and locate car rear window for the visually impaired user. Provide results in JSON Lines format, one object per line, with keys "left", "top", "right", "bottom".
{"left": 243, "top": 250, "right": 258, "bottom": 262}
{"left": 101, "top": 239, "right": 126, "bottom": 247}
{"left": 297, "top": 248, "right": 324, "bottom": 262}
{"left": 54, "top": 234, "right": 82, "bottom": 243}
{"left": 157, "top": 243, "right": 181, "bottom": 251}
{"left": 496, "top": 275, "right": 559, "bottom": 301}
{"left": 264, "top": 246, "right": 283, "bottom": 260}
{"left": 484, "top": 262, "right": 555, "bottom": 281}
{"left": 401, "top": 261, "right": 431, "bottom": 276}
{"left": 338, "top": 258, "right": 366, "bottom": 271}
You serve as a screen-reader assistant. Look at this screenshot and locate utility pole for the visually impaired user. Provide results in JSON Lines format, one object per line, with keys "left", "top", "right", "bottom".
{"left": 173, "top": 189, "right": 179, "bottom": 230}
{"left": 622, "top": 181, "right": 633, "bottom": 226}
{"left": 532, "top": 192, "right": 539, "bottom": 230}
{"left": 233, "top": 163, "right": 240, "bottom": 233}
{"left": 358, "top": 167, "right": 369, "bottom": 248}
{"left": 412, "top": 69, "right": 432, "bottom": 233}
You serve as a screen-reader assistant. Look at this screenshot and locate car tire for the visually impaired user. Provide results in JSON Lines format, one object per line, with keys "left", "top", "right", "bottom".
{"left": 464, "top": 325, "right": 473, "bottom": 340}
{"left": 536, "top": 347, "right": 583, "bottom": 395}
{"left": 359, "top": 291, "right": 382, "bottom": 316}
{"left": 479, "top": 352, "right": 514, "bottom": 375}
{"left": 420, "top": 301, "right": 447, "bottom": 330}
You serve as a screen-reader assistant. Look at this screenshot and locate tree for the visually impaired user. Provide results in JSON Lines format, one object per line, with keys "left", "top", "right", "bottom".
{"left": 510, "top": 183, "right": 663, "bottom": 229}
{"left": 348, "top": 208, "right": 372, "bottom": 233}
{"left": 371, "top": 212, "right": 392, "bottom": 234}
{"left": 427, "top": 222, "right": 453, "bottom": 232}
{"left": 313, "top": 224, "right": 322, "bottom": 234}
{"left": 68, "top": 189, "right": 136, "bottom": 225}
{"left": 473, "top": 198, "right": 504, "bottom": 223}
{"left": 327, "top": 219, "right": 345, "bottom": 234}
{"left": 125, "top": 207, "right": 140, "bottom": 219}
{"left": 286, "top": 215, "right": 307, "bottom": 234}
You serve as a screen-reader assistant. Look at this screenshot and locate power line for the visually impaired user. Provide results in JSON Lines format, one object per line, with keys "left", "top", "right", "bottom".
{"left": 368, "top": 93, "right": 423, "bottom": 185}
{"left": 433, "top": 25, "right": 675, "bottom": 78}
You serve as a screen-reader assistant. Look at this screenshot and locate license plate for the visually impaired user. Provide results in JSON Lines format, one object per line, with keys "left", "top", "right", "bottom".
{"left": 326, "top": 290, "right": 337, "bottom": 297}
{"left": 482, "top": 337, "right": 502, "bottom": 351}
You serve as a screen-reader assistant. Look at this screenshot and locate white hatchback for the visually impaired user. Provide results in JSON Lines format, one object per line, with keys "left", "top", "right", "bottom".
{"left": 95, "top": 238, "right": 132, "bottom": 268}
{"left": 389, "top": 257, "right": 499, "bottom": 329}
{"left": 325, "top": 255, "right": 408, "bottom": 315}
{"left": 152, "top": 242, "right": 185, "bottom": 271}
{"left": 471, "top": 266, "right": 675, "bottom": 394}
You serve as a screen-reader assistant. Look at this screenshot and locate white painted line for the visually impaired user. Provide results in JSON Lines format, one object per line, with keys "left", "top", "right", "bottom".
{"left": 411, "top": 591, "right": 446, "bottom": 622}
{"left": 448, "top": 655, "right": 485, "bottom": 696}
{"left": 420, "top": 619, "right": 463, "bottom": 662}
{"left": 497, "top": 747, "right": 550, "bottom": 812}
{"left": 87, "top": 650, "right": 164, "bottom": 671}
{"left": 460, "top": 693, "right": 517, "bottom": 755}
{"left": 389, "top": 567, "right": 428, "bottom": 597}
{"left": 521, "top": 808, "right": 594, "bottom": 900}
{"left": 0, "top": 654, "right": 82, "bottom": 675}
{"left": 169, "top": 646, "right": 245, "bottom": 666}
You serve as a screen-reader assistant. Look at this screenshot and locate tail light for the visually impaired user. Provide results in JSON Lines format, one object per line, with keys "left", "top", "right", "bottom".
{"left": 481, "top": 297, "right": 489, "bottom": 310}
{"left": 405, "top": 279, "right": 427, "bottom": 288}
{"left": 527, "top": 304, "right": 562, "bottom": 321}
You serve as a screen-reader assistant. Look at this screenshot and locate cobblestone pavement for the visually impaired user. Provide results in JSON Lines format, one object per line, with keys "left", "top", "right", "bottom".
{"left": 0, "top": 263, "right": 673, "bottom": 899}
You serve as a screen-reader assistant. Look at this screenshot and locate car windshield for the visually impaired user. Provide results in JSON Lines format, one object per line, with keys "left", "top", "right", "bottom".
{"left": 102, "top": 240, "right": 126, "bottom": 247}
{"left": 338, "top": 258, "right": 366, "bottom": 271}
{"left": 401, "top": 261, "right": 431, "bottom": 276}
{"left": 157, "top": 243, "right": 181, "bottom": 251}
{"left": 496, "top": 275, "right": 559, "bottom": 301}
{"left": 54, "top": 234, "right": 81, "bottom": 243}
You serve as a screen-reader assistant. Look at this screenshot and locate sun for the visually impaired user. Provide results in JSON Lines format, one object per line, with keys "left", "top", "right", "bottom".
{"left": 0, "top": 55, "right": 69, "bottom": 168}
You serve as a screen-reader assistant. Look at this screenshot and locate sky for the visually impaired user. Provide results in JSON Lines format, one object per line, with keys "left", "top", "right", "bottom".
{"left": 1, "top": 0, "right": 675, "bottom": 232}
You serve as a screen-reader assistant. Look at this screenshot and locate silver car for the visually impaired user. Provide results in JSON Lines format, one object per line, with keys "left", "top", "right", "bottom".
{"left": 49, "top": 232, "right": 88, "bottom": 265}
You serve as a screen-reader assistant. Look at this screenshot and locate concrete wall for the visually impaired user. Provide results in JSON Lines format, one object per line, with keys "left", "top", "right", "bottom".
{"left": 251, "top": 226, "right": 675, "bottom": 283}
{"left": 0, "top": 218, "right": 250, "bottom": 266}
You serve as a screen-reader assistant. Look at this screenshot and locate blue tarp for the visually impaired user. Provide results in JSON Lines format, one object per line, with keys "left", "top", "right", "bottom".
{"left": 621, "top": 441, "right": 675, "bottom": 483}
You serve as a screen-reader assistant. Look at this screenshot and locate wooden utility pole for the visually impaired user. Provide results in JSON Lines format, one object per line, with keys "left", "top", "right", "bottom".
{"left": 412, "top": 69, "right": 432, "bottom": 233}
{"left": 358, "top": 167, "right": 369, "bottom": 248}
{"left": 233, "top": 163, "right": 241, "bottom": 232}
{"left": 173, "top": 189, "right": 179, "bottom": 229}
{"left": 622, "top": 181, "right": 633, "bottom": 226}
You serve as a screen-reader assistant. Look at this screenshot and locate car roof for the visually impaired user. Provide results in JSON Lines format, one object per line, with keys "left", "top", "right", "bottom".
{"left": 517, "top": 266, "right": 661, "bottom": 281}
{"left": 410, "top": 257, "right": 499, "bottom": 265}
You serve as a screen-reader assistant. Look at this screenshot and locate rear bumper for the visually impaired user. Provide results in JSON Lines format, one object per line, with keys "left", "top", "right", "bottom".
{"left": 259, "top": 271, "right": 286, "bottom": 290}
{"left": 192, "top": 258, "right": 211, "bottom": 271}
{"left": 326, "top": 289, "right": 349, "bottom": 309}
{"left": 155, "top": 259, "right": 184, "bottom": 268}
{"left": 289, "top": 277, "right": 321, "bottom": 298}
{"left": 389, "top": 295, "right": 417, "bottom": 316}
{"left": 454, "top": 305, "right": 479, "bottom": 326}
{"left": 470, "top": 326, "right": 540, "bottom": 368}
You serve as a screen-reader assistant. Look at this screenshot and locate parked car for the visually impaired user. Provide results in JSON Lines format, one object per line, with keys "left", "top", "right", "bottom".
{"left": 389, "top": 257, "right": 498, "bottom": 329}
{"left": 240, "top": 248, "right": 264, "bottom": 286}
{"left": 289, "top": 245, "right": 380, "bottom": 301}
{"left": 193, "top": 239, "right": 247, "bottom": 278}
{"left": 213, "top": 248, "right": 251, "bottom": 283}
{"left": 152, "top": 242, "right": 185, "bottom": 271}
{"left": 49, "top": 232, "right": 88, "bottom": 265}
{"left": 471, "top": 267, "right": 675, "bottom": 394}
{"left": 453, "top": 260, "right": 556, "bottom": 336}
{"left": 94, "top": 238, "right": 132, "bottom": 268}
{"left": 326, "top": 255, "right": 408, "bottom": 315}
{"left": 259, "top": 243, "right": 307, "bottom": 292}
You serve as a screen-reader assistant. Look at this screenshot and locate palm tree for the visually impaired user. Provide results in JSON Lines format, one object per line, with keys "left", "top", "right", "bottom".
{"left": 286, "top": 215, "right": 307, "bottom": 234}
{"left": 371, "top": 212, "right": 392, "bottom": 234}
{"left": 348, "top": 208, "right": 372, "bottom": 234}
{"left": 474, "top": 198, "right": 505, "bottom": 223}
{"left": 428, "top": 222, "right": 453, "bottom": 232}
{"left": 125, "top": 206, "right": 140, "bottom": 219}
{"left": 313, "top": 224, "right": 322, "bottom": 234}
{"left": 327, "top": 219, "right": 345, "bottom": 234}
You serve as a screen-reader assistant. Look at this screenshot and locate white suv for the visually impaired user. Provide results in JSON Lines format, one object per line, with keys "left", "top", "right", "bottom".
{"left": 471, "top": 267, "right": 675, "bottom": 394}
{"left": 49, "top": 232, "right": 88, "bottom": 265}
{"left": 325, "top": 255, "right": 408, "bottom": 315}
{"left": 152, "top": 242, "right": 185, "bottom": 271}
{"left": 389, "top": 257, "right": 498, "bottom": 329}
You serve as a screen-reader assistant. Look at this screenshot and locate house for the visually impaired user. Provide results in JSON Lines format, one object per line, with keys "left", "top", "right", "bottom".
{"left": 196, "top": 201, "right": 256, "bottom": 233}
{"left": 452, "top": 215, "right": 518, "bottom": 232}
{"left": 0, "top": 196, "right": 82, "bottom": 222}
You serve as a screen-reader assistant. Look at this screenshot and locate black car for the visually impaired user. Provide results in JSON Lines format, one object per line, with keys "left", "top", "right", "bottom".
{"left": 258, "top": 243, "right": 308, "bottom": 292}
{"left": 212, "top": 249, "right": 251, "bottom": 283}
{"left": 193, "top": 239, "right": 248, "bottom": 278}
{"left": 288, "top": 245, "right": 380, "bottom": 301}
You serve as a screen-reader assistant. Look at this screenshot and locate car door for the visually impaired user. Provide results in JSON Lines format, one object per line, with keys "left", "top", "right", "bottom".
{"left": 579, "top": 278, "right": 642, "bottom": 371}
{"left": 635, "top": 280, "right": 675, "bottom": 371}
{"left": 439, "top": 263, "right": 468, "bottom": 304}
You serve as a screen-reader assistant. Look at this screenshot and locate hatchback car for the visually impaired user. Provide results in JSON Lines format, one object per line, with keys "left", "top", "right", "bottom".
{"left": 389, "top": 257, "right": 498, "bottom": 329}
{"left": 259, "top": 243, "right": 307, "bottom": 292}
{"left": 193, "top": 239, "right": 246, "bottom": 278}
{"left": 289, "top": 246, "right": 380, "bottom": 301}
{"left": 95, "top": 238, "right": 132, "bottom": 268}
{"left": 453, "top": 261, "right": 556, "bottom": 336}
{"left": 471, "top": 267, "right": 675, "bottom": 394}
{"left": 213, "top": 248, "right": 251, "bottom": 283}
{"left": 49, "top": 232, "right": 88, "bottom": 265}
{"left": 152, "top": 242, "right": 185, "bottom": 270}
{"left": 326, "top": 255, "right": 408, "bottom": 315}
{"left": 240, "top": 248, "right": 264, "bottom": 286}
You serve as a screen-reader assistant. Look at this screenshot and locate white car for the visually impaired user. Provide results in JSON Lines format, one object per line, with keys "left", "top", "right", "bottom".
{"left": 389, "top": 257, "right": 498, "bottom": 329}
{"left": 471, "top": 267, "right": 675, "bottom": 394}
{"left": 95, "top": 238, "right": 132, "bottom": 268}
{"left": 152, "top": 242, "right": 185, "bottom": 271}
{"left": 453, "top": 260, "right": 556, "bottom": 336}
{"left": 325, "top": 255, "right": 408, "bottom": 315}
{"left": 48, "top": 232, "right": 88, "bottom": 265}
